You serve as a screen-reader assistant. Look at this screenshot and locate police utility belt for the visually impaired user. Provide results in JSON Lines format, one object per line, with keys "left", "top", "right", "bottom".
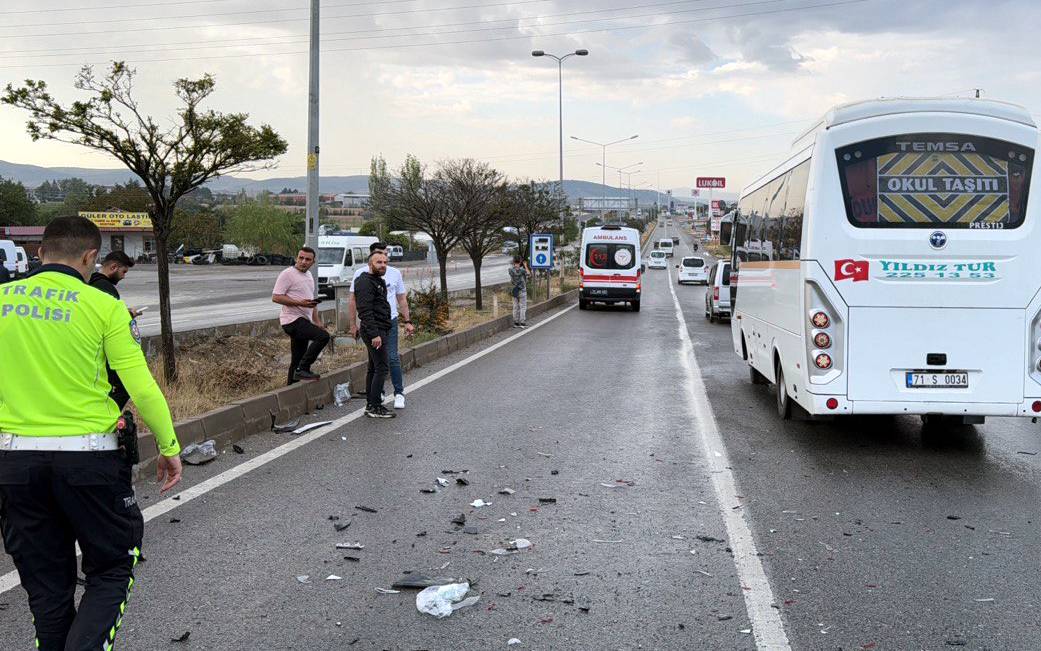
{"left": 0, "top": 432, "right": 119, "bottom": 452}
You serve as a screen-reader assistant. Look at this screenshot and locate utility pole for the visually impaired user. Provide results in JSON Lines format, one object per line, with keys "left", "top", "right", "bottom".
{"left": 305, "top": 0, "right": 320, "bottom": 294}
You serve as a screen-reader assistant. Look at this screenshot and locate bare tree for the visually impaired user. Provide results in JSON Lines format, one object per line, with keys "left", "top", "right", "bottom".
{"left": 440, "top": 159, "right": 506, "bottom": 310}
{"left": 3, "top": 62, "right": 287, "bottom": 381}
{"left": 505, "top": 180, "right": 568, "bottom": 261}
{"left": 369, "top": 154, "right": 466, "bottom": 301}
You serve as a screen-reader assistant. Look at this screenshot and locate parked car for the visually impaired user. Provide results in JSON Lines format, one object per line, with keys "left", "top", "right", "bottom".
{"left": 0, "top": 240, "right": 18, "bottom": 278}
{"left": 677, "top": 256, "right": 708, "bottom": 284}
{"left": 647, "top": 250, "right": 668, "bottom": 269}
{"left": 386, "top": 244, "right": 404, "bottom": 260}
{"left": 704, "top": 260, "right": 732, "bottom": 322}
{"left": 14, "top": 247, "right": 29, "bottom": 276}
{"left": 671, "top": 236, "right": 679, "bottom": 245}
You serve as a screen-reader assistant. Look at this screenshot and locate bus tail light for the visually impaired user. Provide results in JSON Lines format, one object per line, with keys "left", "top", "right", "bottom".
{"left": 826, "top": 398, "right": 839, "bottom": 410}
{"left": 713, "top": 287, "right": 720, "bottom": 301}
{"left": 805, "top": 281, "right": 844, "bottom": 384}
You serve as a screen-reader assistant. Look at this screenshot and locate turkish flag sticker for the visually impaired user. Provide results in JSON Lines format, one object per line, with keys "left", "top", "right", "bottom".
{"left": 834, "top": 259, "right": 869, "bottom": 282}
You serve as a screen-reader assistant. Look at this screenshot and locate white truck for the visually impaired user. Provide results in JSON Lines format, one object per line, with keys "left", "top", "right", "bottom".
{"left": 317, "top": 234, "right": 379, "bottom": 297}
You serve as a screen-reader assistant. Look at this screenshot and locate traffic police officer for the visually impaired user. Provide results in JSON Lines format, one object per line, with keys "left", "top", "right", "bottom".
{"left": 0, "top": 216, "right": 183, "bottom": 651}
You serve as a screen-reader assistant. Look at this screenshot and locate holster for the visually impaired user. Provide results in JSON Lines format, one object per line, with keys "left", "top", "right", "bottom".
{"left": 117, "top": 411, "right": 140, "bottom": 466}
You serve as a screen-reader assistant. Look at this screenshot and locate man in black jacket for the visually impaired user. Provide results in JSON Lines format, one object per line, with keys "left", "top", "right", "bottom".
{"left": 88, "top": 250, "right": 141, "bottom": 410}
{"left": 354, "top": 250, "right": 395, "bottom": 419}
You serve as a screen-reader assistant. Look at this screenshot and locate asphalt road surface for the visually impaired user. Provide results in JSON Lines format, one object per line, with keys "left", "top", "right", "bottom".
{"left": 1, "top": 225, "right": 1039, "bottom": 649}
{"left": 115, "top": 255, "right": 513, "bottom": 337}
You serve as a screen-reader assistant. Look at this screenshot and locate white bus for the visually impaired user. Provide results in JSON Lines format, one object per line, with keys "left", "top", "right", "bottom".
{"left": 730, "top": 98, "right": 1041, "bottom": 424}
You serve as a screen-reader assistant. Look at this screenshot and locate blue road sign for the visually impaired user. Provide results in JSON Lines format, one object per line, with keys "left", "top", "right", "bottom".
{"left": 529, "top": 233, "right": 555, "bottom": 270}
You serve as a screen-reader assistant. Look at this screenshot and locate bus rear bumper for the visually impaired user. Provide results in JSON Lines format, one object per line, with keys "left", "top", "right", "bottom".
{"left": 802, "top": 394, "right": 1041, "bottom": 418}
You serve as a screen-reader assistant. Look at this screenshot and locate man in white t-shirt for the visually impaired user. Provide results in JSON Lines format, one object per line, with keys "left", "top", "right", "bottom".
{"left": 348, "top": 242, "right": 415, "bottom": 409}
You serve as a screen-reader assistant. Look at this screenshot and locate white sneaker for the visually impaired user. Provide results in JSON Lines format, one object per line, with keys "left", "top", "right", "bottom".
{"left": 394, "top": 393, "right": 406, "bottom": 409}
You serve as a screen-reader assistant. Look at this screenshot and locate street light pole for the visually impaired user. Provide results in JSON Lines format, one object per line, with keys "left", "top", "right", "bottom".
{"left": 532, "top": 49, "right": 588, "bottom": 222}
{"left": 596, "top": 161, "right": 642, "bottom": 224}
{"left": 305, "top": 0, "right": 320, "bottom": 295}
{"left": 571, "top": 135, "right": 638, "bottom": 225}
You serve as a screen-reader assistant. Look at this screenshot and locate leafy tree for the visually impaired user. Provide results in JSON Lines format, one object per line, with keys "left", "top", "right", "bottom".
{"left": 169, "top": 207, "right": 222, "bottom": 250}
{"left": 3, "top": 62, "right": 287, "bottom": 381}
{"left": 504, "top": 180, "right": 567, "bottom": 261}
{"left": 224, "top": 201, "right": 299, "bottom": 256}
{"left": 84, "top": 180, "right": 151, "bottom": 212}
{"left": 0, "top": 176, "right": 37, "bottom": 226}
{"left": 439, "top": 159, "right": 506, "bottom": 310}
{"left": 370, "top": 154, "right": 464, "bottom": 301}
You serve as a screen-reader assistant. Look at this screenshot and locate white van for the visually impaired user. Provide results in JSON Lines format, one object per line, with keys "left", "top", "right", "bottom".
{"left": 317, "top": 235, "right": 379, "bottom": 297}
{"left": 0, "top": 240, "right": 18, "bottom": 278}
{"left": 386, "top": 244, "right": 404, "bottom": 260}
{"left": 657, "top": 238, "right": 674, "bottom": 257}
{"left": 731, "top": 97, "right": 1041, "bottom": 423}
{"left": 14, "top": 247, "right": 29, "bottom": 276}
{"left": 579, "top": 225, "right": 642, "bottom": 311}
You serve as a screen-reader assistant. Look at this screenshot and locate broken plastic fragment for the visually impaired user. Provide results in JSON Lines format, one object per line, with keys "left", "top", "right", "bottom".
{"left": 456, "top": 477, "right": 470, "bottom": 486}
{"left": 375, "top": 587, "right": 401, "bottom": 594}
{"left": 538, "top": 498, "right": 557, "bottom": 504}
{"left": 437, "top": 478, "right": 449, "bottom": 487}
{"left": 334, "top": 383, "right": 351, "bottom": 406}
{"left": 171, "top": 631, "right": 191, "bottom": 643}
{"left": 296, "top": 575, "right": 310, "bottom": 584}
{"left": 335, "top": 542, "right": 364, "bottom": 550}
{"left": 180, "top": 440, "right": 217, "bottom": 466}
{"left": 326, "top": 575, "right": 342, "bottom": 581}
{"left": 509, "top": 538, "right": 532, "bottom": 550}
{"left": 273, "top": 418, "right": 300, "bottom": 433}
{"left": 498, "top": 488, "right": 516, "bottom": 495}
{"left": 416, "top": 582, "right": 474, "bottom": 618}
{"left": 392, "top": 573, "right": 464, "bottom": 590}
{"left": 451, "top": 513, "right": 466, "bottom": 526}
{"left": 507, "top": 639, "right": 522, "bottom": 646}
{"left": 470, "top": 499, "right": 491, "bottom": 508}
{"left": 292, "top": 421, "right": 332, "bottom": 435}
{"left": 355, "top": 505, "right": 378, "bottom": 513}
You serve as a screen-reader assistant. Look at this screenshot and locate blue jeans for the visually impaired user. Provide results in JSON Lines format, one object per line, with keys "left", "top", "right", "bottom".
{"left": 386, "top": 318, "right": 404, "bottom": 394}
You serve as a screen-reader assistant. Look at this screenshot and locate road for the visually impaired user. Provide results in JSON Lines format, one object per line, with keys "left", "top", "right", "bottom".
{"left": 114, "top": 255, "right": 513, "bottom": 337}
{"left": 1, "top": 225, "right": 1039, "bottom": 649}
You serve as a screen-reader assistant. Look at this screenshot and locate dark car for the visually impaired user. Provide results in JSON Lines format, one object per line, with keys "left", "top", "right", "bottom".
{"left": 671, "top": 236, "right": 679, "bottom": 244}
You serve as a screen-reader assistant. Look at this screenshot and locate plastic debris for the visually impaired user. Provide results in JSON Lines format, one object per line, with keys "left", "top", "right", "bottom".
{"left": 538, "top": 498, "right": 557, "bottom": 504}
{"left": 375, "top": 587, "right": 400, "bottom": 594}
{"left": 355, "top": 505, "right": 378, "bottom": 513}
{"left": 272, "top": 418, "right": 300, "bottom": 433}
{"left": 508, "top": 639, "right": 522, "bottom": 646}
{"left": 292, "top": 421, "right": 332, "bottom": 435}
{"left": 498, "top": 488, "right": 516, "bottom": 495}
{"left": 490, "top": 538, "right": 532, "bottom": 555}
{"left": 592, "top": 539, "right": 623, "bottom": 544}
{"left": 416, "top": 582, "right": 477, "bottom": 618}
{"left": 451, "top": 513, "right": 466, "bottom": 526}
{"left": 334, "top": 521, "right": 352, "bottom": 532}
{"left": 172, "top": 631, "right": 191, "bottom": 643}
{"left": 470, "top": 499, "right": 491, "bottom": 508}
{"left": 695, "top": 535, "right": 725, "bottom": 543}
{"left": 420, "top": 488, "right": 438, "bottom": 494}
{"left": 392, "top": 573, "right": 466, "bottom": 590}
{"left": 334, "top": 383, "right": 351, "bottom": 406}
{"left": 296, "top": 575, "right": 310, "bottom": 584}
{"left": 536, "top": 452, "right": 552, "bottom": 458}
{"left": 336, "top": 542, "right": 365, "bottom": 550}
{"left": 511, "top": 538, "right": 532, "bottom": 550}
{"left": 550, "top": 470, "right": 559, "bottom": 476}
{"left": 232, "top": 444, "right": 245, "bottom": 454}
{"left": 437, "top": 478, "right": 449, "bottom": 487}
{"left": 180, "top": 440, "right": 217, "bottom": 466}
{"left": 326, "top": 575, "right": 342, "bottom": 581}
{"left": 456, "top": 477, "right": 470, "bottom": 486}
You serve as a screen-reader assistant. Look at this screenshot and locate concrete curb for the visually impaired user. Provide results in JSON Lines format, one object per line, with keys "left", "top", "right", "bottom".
{"left": 137, "top": 289, "right": 578, "bottom": 474}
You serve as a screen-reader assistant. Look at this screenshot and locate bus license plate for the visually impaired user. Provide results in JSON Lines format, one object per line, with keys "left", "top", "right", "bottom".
{"left": 905, "top": 372, "right": 969, "bottom": 389}
{"left": 588, "top": 289, "right": 608, "bottom": 296}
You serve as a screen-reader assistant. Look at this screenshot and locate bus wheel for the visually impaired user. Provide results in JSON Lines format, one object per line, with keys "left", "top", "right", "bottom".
{"left": 579, "top": 298, "right": 588, "bottom": 311}
{"left": 631, "top": 300, "right": 641, "bottom": 312}
{"left": 775, "top": 361, "right": 792, "bottom": 420}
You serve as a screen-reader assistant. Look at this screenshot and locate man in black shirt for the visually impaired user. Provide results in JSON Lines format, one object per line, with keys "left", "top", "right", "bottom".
{"left": 354, "top": 250, "right": 395, "bottom": 419}
{"left": 88, "top": 250, "right": 140, "bottom": 409}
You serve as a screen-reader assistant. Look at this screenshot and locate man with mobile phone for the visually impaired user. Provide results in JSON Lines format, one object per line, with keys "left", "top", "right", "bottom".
{"left": 88, "top": 250, "right": 140, "bottom": 409}
{"left": 272, "top": 247, "right": 329, "bottom": 384}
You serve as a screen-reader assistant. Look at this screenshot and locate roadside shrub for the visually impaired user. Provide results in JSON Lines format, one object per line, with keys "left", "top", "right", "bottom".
{"left": 408, "top": 282, "right": 451, "bottom": 335}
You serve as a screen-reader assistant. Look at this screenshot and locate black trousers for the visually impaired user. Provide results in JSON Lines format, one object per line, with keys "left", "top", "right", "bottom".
{"left": 0, "top": 450, "right": 143, "bottom": 651}
{"left": 282, "top": 317, "right": 331, "bottom": 385}
{"left": 363, "top": 331, "right": 390, "bottom": 409}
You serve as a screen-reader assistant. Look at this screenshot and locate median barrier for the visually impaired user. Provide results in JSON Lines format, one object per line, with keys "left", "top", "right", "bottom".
{"left": 136, "top": 289, "right": 578, "bottom": 476}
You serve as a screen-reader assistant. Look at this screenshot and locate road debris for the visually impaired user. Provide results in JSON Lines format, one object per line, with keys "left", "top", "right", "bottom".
{"left": 292, "top": 421, "right": 332, "bottom": 435}
{"left": 232, "top": 444, "right": 245, "bottom": 454}
{"left": 507, "top": 639, "right": 522, "bottom": 646}
{"left": 470, "top": 499, "right": 491, "bottom": 508}
{"left": 437, "top": 478, "right": 449, "bottom": 487}
{"left": 457, "top": 477, "right": 471, "bottom": 486}
{"left": 538, "top": 498, "right": 557, "bottom": 504}
{"left": 490, "top": 538, "right": 533, "bottom": 555}
{"left": 355, "top": 505, "right": 378, "bottom": 514}
{"left": 695, "top": 570, "right": 714, "bottom": 577}
{"left": 416, "top": 582, "right": 477, "bottom": 618}
{"left": 695, "top": 535, "right": 725, "bottom": 543}
{"left": 420, "top": 488, "right": 438, "bottom": 494}
{"left": 375, "top": 587, "right": 401, "bottom": 594}
{"left": 392, "top": 573, "right": 466, "bottom": 590}
{"left": 946, "top": 515, "right": 962, "bottom": 521}
{"left": 550, "top": 470, "right": 559, "bottom": 476}
{"left": 325, "top": 575, "right": 342, "bottom": 581}
{"left": 334, "top": 383, "right": 351, "bottom": 406}
{"left": 536, "top": 452, "right": 552, "bottom": 458}
{"left": 334, "top": 521, "right": 352, "bottom": 532}
{"left": 498, "top": 488, "right": 516, "bottom": 495}
{"left": 180, "top": 440, "right": 217, "bottom": 466}
{"left": 451, "top": 513, "right": 467, "bottom": 526}
{"left": 335, "top": 542, "right": 364, "bottom": 550}
{"left": 592, "top": 539, "right": 623, "bottom": 544}
{"left": 272, "top": 418, "right": 300, "bottom": 433}
{"left": 296, "top": 576, "right": 310, "bottom": 584}
{"left": 171, "top": 631, "right": 191, "bottom": 643}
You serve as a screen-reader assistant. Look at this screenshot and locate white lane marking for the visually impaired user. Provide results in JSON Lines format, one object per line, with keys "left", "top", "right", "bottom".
{"left": 667, "top": 270, "right": 792, "bottom": 650}
{"left": 0, "top": 302, "right": 578, "bottom": 596}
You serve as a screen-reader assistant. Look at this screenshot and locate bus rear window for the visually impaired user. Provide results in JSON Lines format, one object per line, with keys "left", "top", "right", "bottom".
{"left": 586, "top": 243, "right": 635, "bottom": 270}
{"left": 837, "top": 133, "right": 1033, "bottom": 229}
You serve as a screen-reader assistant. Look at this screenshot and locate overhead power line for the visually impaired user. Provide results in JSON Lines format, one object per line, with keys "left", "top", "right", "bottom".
{"left": 0, "top": 0, "right": 706, "bottom": 58}
{"left": 0, "top": 0, "right": 873, "bottom": 69}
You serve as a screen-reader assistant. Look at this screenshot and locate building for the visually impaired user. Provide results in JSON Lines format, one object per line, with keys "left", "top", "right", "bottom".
{"left": 0, "top": 226, "right": 44, "bottom": 256}
{"left": 79, "top": 211, "right": 156, "bottom": 260}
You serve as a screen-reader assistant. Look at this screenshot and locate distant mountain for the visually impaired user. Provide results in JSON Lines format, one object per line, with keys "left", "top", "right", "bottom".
{"left": 0, "top": 159, "right": 721, "bottom": 206}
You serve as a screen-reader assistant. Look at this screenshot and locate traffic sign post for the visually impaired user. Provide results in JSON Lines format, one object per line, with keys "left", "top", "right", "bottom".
{"left": 530, "top": 233, "right": 555, "bottom": 300}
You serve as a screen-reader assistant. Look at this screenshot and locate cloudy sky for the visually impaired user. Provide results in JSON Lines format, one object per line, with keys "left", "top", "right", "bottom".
{"left": 1, "top": 0, "right": 1038, "bottom": 196}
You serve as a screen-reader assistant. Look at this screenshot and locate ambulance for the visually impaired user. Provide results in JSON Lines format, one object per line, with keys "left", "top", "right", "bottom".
{"left": 579, "top": 225, "right": 642, "bottom": 312}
